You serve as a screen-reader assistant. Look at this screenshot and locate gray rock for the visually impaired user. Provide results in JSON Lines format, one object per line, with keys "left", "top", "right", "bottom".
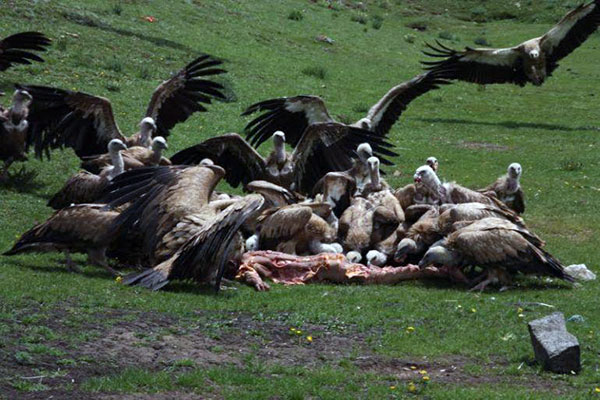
{"left": 528, "top": 312, "right": 580, "bottom": 374}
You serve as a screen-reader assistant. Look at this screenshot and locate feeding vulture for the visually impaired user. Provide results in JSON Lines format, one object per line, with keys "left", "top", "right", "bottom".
{"left": 422, "top": 0, "right": 600, "bottom": 86}
{"left": 241, "top": 71, "right": 449, "bottom": 149}
{"left": 4, "top": 204, "right": 121, "bottom": 276}
{"left": 18, "top": 54, "right": 226, "bottom": 158}
{"left": 0, "top": 31, "right": 50, "bottom": 72}
{"left": 418, "top": 217, "right": 574, "bottom": 291}
{"left": 479, "top": 163, "right": 525, "bottom": 214}
{"left": 170, "top": 128, "right": 395, "bottom": 194}
{"left": 47, "top": 139, "right": 128, "bottom": 209}
{"left": 0, "top": 89, "right": 32, "bottom": 177}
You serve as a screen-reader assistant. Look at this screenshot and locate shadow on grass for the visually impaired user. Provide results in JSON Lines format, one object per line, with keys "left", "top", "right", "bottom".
{"left": 0, "top": 166, "right": 43, "bottom": 193}
{"left": 2, "top": 258, "right": 118, "bottom": 280}
{"left": 416, "top": 117, "right": 600, "bottom": 132}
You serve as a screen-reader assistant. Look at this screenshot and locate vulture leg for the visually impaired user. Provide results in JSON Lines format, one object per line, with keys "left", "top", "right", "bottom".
{"left": 88, "top": 247, "right": 121, "bottom": 277}
{"left": 64, "top": 251, "right": 82, "bottom": 273}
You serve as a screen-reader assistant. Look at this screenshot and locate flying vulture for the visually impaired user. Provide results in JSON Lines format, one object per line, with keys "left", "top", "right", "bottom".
{"left": 0, "top": 31, "right": 51, "bottom": 72}
{"left": 418, "top": 217, "right": 574, "bottom": 291}
{"left": 18, "top": 54, "right": 226, "bottom": 158}
{"left": 479, "top": 163, "right": 525, "bottom": 214}
{"left": 170, "top": 129, "right": 395, "bottom": 194}
{"left": 241, "top": 71, "right": 449, "bottom": 148}
{"left": 422, "top": 0, "right": 600, "bottom": 86}
{"left": 47, "top": 139, "right": 128, "bottom": 209}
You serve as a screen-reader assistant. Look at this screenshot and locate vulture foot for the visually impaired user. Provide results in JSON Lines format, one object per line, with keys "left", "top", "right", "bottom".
{"left": 63, "top": 252, "right": 83, "bottom": 273}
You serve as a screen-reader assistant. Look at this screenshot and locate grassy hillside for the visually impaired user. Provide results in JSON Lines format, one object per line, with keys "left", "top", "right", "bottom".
{"left": 1, "top": 0, "right": 599, "bottom": 398}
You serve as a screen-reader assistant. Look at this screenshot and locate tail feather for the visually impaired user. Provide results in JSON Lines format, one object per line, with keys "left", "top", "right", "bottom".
{"left": 122, "top": 259, "right": 172, "bottom": 291}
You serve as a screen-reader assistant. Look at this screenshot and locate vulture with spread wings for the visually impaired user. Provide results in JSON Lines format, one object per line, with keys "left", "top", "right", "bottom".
{"left": 19, "top": 54, "right": 226, "bottom": 158}
{"left": 241, "top": 70, "right": 449, "bottom": 148}
{"left": 0, "top": 31, "right": 51, "bottom": 73}
{"left": 170, "top": 126, "right": 396, "bottom": 194}
{"left": 422, "top": 0, "right": 600, "bottom": 86}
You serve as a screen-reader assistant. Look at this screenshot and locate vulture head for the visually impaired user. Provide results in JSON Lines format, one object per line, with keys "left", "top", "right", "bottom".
{"left": 426, "top": 156, "right": 439, "bottom": 172}
{"left": 508, "top": 162, "right": 522, "bottom": 180}
{"left": 108, "top": 138, "right": 127, "bottom": 153}
{"left": 200, "top": 158, "right": 215, "bottom": 166}
{"left": 418, "top": 242, "right": 460, "bottom": 269}
{"left": 139, "top": 117, "right": 157, "bottom": 145}
{"left": 13, "top": 89, "right": 32, "bottom": 106}
{"left": 346, "top": 251, "right": 362, "bottom": 264}
{"left": 413, "top": 165, "right": 440, "bottom": 192}
{"left": 354, "top": 117, "right": 372, "bottom": 130}
{"left": 356, "top": 142, "right": 373, "bottom": 163}
{"left": 366, "top": 250, "right": 387, "bottom": 266}
{"left": 151, "top": 136, "right": 168, "bottom": 152}
{"left": 272, "top": 130, "right": 286, "bottom": 145}
{"left": 371, "top": 206, "right": 400, "bottom": 244}
{"left": 393, "top": 238, "right": 419, "bottom": 263}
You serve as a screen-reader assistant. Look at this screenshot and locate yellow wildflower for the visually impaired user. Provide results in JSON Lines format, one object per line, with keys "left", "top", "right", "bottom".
{"left": 518, "top": 313, "right": 525, "bottom": 318}
{"left": 306, "top": 336, "right": 313, "bottom": 342}
{"left": 517, "top": 307, "right": 524, "bottom": 313}
{"left": 115, "top": 276, "right": 123, "bottom": 283}
{"left": 406, "top": 326, "right": 415, "bottom": 333}
{"left": 471, "top": 308, "right": 477, "bottom": 313}
{"left": 419, "top": 370, "right": 427, "bottom": 375}
{"left": 410, "top": 365, "right": 417, "bottom": 370}
{"left": 422, "top": 375, "right": 430, "bottom": 381}
{"left": 595, "top": 387, "right": 600, "bottom": 393}
{"left": 407, "top": 382, "right": 417, "bottom": 392}
{"left": 389, "top": 385, "right": 396, "bottom": 390}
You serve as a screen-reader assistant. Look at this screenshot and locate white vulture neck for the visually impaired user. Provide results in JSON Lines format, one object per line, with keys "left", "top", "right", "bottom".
{"left": 110, "top": 149, "right": 124, "bottom": 177}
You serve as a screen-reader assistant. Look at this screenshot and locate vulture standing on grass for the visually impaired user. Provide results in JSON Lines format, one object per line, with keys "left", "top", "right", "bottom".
{"left": 81, "top": 136, "right": 170, "bottom": 174}
{"left": 170, "top": 128, "right": 393, "bottom": 194}
{"left": 0, "top": 89, "right": 32, "bottom": 177}
{"left": 0, "top": 31, "right": 51, "bottom": 72}
{"left": 4, "top": 204, "right": 121, "bottom": 276}
{"left": 436, "top": 202, "right": 528, "bottom": 236}
{"left": 18, "top": 54, "right": 226, "bottom": 158}
{"left": 242, "top": 71, "right": 449, "bottom": 149}
{"left": 479, "top": 163, "right": 525, "bottom": 214}
{"left": 47, "top": 139, "right": 128, "bottom": 209}
{"left": 418, "top": 217, "right": 574, "bottom": 291}
{"left": 422, "top": 0, "right": 600, "bottom": 86}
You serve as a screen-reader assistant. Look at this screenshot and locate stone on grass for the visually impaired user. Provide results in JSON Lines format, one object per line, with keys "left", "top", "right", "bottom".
{"left": 528, "top": 312, "right": 580, "bottom": 374}
{"left": 564, "top": 264, "right": 596, "bottom": 281}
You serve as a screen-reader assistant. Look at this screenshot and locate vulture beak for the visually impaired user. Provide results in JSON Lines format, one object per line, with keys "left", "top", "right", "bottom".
{"left": 414, "top": 175, "right": 422, "bottom": 184}
{"left": 418, "top": 258, "right": 428, "bottom": 269}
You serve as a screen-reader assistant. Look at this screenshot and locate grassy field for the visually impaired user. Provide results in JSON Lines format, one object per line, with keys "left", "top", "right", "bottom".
{"left": 1, "top": 0, "right": 599, "bottom": 398}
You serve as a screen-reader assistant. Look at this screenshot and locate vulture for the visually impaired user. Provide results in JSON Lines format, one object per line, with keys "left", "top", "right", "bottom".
{"left": 418, "top": 217, "right": 574, "bottom": 291}
{"left": 246, "top": 180, "right": 300, "bottom": 208}
{"left": 81, "top": 136, "right": 170, "bottom": 174}
{"left": 426, "top": 156, "right": 439, "bottom": 172}
{"left": 0, "top": 31, "right": 51, "bottom": 72}
{"left": 242, "top": 71, "right": 449, "bottom": 148}
{"left": 123, "top": 194, "right": 265, "bottom": 291}
{"left": 479, "top": 163, "right": 525, "bottom": 214}
{"left": 4, "top": 204, "right": 120, "bottom": 276}
{"left": 413, "top": 165, "right": 498, "bottom": 206}
{"left": 437, "top": 202, "right": 529, "bottom": 236}
{"left": 47, "top": 139, "right": 128, "bottom": 209}
{"left": 19, "top": 54, "right": 226, "bottom": 158}
{"left": 312, "top": 170, "right": 356, "bottom": 218}
{"left": 0, "top": 89, "right": 32, "bottom": 176}
{"left": 422, "top": 0, "right": 600, "bottom": 86}
{"left": 170, "top": 128, "right": 393, "bottom": 194}
{"left": 394, "top": 206, "right": 441, "bottom": 264}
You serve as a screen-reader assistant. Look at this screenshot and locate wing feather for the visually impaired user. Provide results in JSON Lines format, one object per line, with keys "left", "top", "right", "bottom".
{"left": 0, "top": 31, "right": 51, "bottom": 71}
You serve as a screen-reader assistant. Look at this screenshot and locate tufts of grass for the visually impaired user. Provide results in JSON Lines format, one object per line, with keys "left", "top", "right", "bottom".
{"left": 15, "top": 351, "right": 34, "bottom": 365}
{"left": 438, "top": 31, "right": 458, "bottom": 41}
{"left": 371, "top": 15, "right": 383, "bottom": 30}
{"left": 111, "top": 2, "right": 123, "bottom": 15}
{"left": 12, "top": 380, "right": 50, "bottom": 392}
{"left": 106, "top": 57, "right": 123, "bottom": 73}
{"left": 474, "top": 37, "right": 491, "bottom": 46}
{"left": 287, "top": 10, "right": 303, "bottom": 21}
{"left": 351, "top": 12, "right": 368, "bottom": 25}
{"left": 138, "top": 65, "right": 151, "bottom": 80}
{"left": 405, "top": 19, "right": 428, "bottom": 31}
{"left": 560, "top": 160, "right": 584, "bottom": 171}
{"left": 301, "top": 66, "right": 327, "bottom": 80}
{"left": 404, "top": 33, "right": 416, "bottom": 43}
{"left": 470, "top": 5, "right": 488, "bottom": 22}
{"left": 105, "top": 82, "right": 121, "bottom": 92}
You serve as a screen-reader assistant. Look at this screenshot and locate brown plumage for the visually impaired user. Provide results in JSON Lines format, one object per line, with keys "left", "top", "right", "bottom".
{"left": 422, "top": 1, "right": 600, "bottom": 86}
{"left": 480, "top": 163, "right": 525, "bottom": 214}
{"left": 122, "top": 194, "right": 265, "bottom": 291}
{"left": 437, "top": 202, "right": 531, "bottom": 237}
{"left": 0, "top": 90, "right": 33, "bottom": 175}
{"left": 0, "top": 31, "right": 51, "bottom": 72}
{"left": 18, "top": 55, "right": 226, "bottom": 158}
{"left": 394, "top": 207, "right": 441, "bottom": 264}
{"left": 4, "top": 204, "right": 120, "bottom": 275}
{"left": 312, "top": 170, "right": 356, "bottom": 218}
{"left": 419, "top": 217, "right": 574, "bottom": 290}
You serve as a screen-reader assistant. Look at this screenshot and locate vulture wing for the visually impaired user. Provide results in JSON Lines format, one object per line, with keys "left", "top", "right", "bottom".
{"left": 365, "top": 71, "right": 450, "bottom": 136}
{"left": 0, "top": 31, "right": 51, "bottom": 71}
{"left": 291, "top": 122, "right": 397, "bottom": 194}
{"left": 242, "top": 95, "right": 334, "bottom": 148}
{"left": 257, "top": 205, "right": 314, "bottom": 242}
{"left": 17, "top": 84, "right": 124, "bottom": 158}
{"left": 421, "top": 40, "right": 528, "bottom": 86}
{"left": 541, "top": 0, "right": 600, "bottom": 74}
{"left": 144, "top": 55, "right": 226, "bottom": 138}
{"left": 169, "top": 133, "right": 267, "bottom": 188}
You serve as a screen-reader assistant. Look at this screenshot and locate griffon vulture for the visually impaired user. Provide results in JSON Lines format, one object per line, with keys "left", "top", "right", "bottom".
{"left": 0, "top": 31, "right": 51, "bottom": 72}
{"left": 0, "top": 89, "right": 32, "bottom": 176}
{"left": 479, "top": 163, "right": 525, "bottom": 214}
{"left": 242, "top": 71, "right": 449, "bottom": 148}
{"left": 18, "top": 54, "right": 226, "bottom": 158}
{"left": 418, "top": 217, "right": 574, "bottom": 290}
{"left": 422, "top": 1, "right": 600, "bottom": 86}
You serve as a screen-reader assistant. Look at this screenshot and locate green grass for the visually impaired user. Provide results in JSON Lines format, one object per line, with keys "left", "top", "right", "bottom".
{"left": 1, "top": 0, "right": 599, "bottom": 398}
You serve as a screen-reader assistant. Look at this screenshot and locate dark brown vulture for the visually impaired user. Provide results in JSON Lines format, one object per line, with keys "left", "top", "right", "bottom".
{"left": 0, "top": 31, "right": 50, "bottom": 72}
{"left": 241, "top": 71, "right": 449, "bottom": 148}
{"left": 18, "top": 54, "right": 226, "bottom": 158}
{"left": 170, "top": 128, "right": 395, "bottom": 194}
{"left": 418, "top": 217, "right": 574, "bottom": 291}
{"left": 422, "top": 0, "right": 600, "bottom": 86}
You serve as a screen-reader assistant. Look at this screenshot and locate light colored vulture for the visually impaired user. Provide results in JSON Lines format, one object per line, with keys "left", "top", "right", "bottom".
{"left": 426, "top": 156, "right": 439, "bottom": 172}
{"left": 312, "top": 170, "right": 356, "bottom": 218}
{"left": 480, "top": 163, "right": 525, "bottom": 214}
{"left": 123, "top": 194, "right": 265, "bottom": 291}
{"left": 413, "top": 165, "right": 497, "bottom": 206}
{"left": 0, "top": 89, "right": 32, "bottom": 177}
{"left": 418, "top": 217, "right": 574, "bottom": 290}
{"left": 4, "top": 204, "right": 120, "bottom": 276}
{"left": 170, "top": 129, "right": 390, "bottom": 194}
{"left": 18, "top": 54, "right": 226, "bottom": 158}
{"left": 81, "top": 136, "right": 170, "bottom": 174}
{"left": 47, "top": 139, "right": 128, "bottom": 209}
{"left": 422, "top": 0, "right": 600, "bottom": 86}
{"left": 0, "top": 31, "right": 50, "bottom": 72}
{"left": 242, "top": 71, "right": 449, "bottom": 149}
